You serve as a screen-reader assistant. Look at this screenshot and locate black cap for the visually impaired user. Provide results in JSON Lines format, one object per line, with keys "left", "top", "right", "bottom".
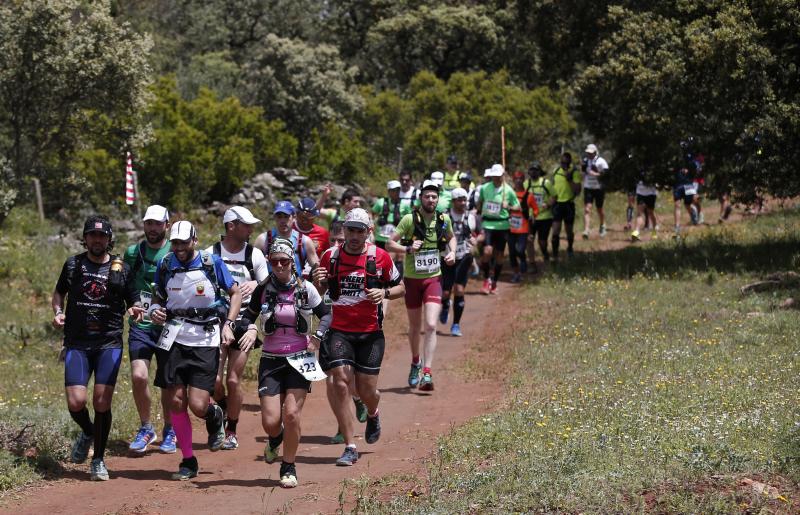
{"left": 446, "top": 154, "right": 458, "bottom": 165}
{"left": 83, "top": 216, "right": 113, "bottom": 236}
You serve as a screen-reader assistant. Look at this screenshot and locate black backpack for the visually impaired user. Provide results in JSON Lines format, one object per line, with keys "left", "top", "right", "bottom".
{"left": 212, "top": 241, "right": 256, "bottom": 282}
{"left": 400, "top": 209, "right": 448, "bottom": 251}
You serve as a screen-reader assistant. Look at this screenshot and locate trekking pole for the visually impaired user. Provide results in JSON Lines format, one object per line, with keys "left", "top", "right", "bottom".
{"left": 501, "top": 126, "right": 506, "bottom": 170}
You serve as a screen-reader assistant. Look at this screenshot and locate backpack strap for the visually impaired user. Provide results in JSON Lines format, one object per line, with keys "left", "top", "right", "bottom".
{"left": 68, "top": 253, "right": 87, "bottom": 291}
{"left": 199, "top": 250, "right": 220, "bottom": 298}
{"left": 214, "top": 241, "right": 256, "bottom": 282}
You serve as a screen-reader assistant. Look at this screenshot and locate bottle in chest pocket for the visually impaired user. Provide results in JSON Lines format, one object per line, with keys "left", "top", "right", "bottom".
{"left": 365, "top": 258, "right": 380, "bottom": 289}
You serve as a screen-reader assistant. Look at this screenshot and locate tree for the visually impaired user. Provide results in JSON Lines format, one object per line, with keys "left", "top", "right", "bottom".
{"left": 0, "top": 0, "right": 152, "bottom": 210}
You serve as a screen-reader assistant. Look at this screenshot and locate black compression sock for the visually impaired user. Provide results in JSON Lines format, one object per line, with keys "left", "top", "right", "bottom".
{"left": 93, "top": 410, "right": 112, "bottom": 460}
{"left": 627, "top": 206, "right": 634, "bottom": 224}
{"left": 269, "top": 428, "right": 284, "bottom": 450}
{"left": 69, "top": 407, "right": 93, "bottom": 436}
{"left": 493, "top": 264, "right": 503, "bottom": 281}
{"left": 216, "top": 396, "right": 227, "bottom": 414}
{"left": 482, "top": 262, "right": 491, "bottom": 279}
{"left": 551, "top": 238, "right": 560, "bottom": 257}
{"left": 453, "top": 296, "right": 465, "bottom": 324}
{"left": 226, "top": 418, "right": 238, "bottom": 433}
{"left": 441, "top": 298, "right": 450, "bottom": 316}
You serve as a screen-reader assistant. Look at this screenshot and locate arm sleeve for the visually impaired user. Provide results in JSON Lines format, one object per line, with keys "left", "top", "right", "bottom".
{"left": 305, "top": 283, "right": 332, "bottom": 333}
{"left": 240, "top": 283, "right": 264, "bottom": 325}
{"left": 251, "top": 248, "right": 270, "bottom": 282}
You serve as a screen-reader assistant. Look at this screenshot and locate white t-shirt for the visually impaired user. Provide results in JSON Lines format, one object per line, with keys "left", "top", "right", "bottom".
{"left": 635, "top": 181, "right": 657, "bottom": 196}
{"left": 398, "top": 187, "right": 419, "bottom": 201}
{"left": 204, "top": 242, "right": 268, "bottom": 307}
{"left": 583, "top": 156, "right": 609, "bottom": 190}
{"left": 164, "top": 269, "right": 221, "bottom": 347}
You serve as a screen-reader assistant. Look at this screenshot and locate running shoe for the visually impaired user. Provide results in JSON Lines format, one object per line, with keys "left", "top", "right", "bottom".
{"left": 599, "top": 224, "right": 607, "bottom": 237}
{"left": 221, "top": 431, "right": 238, "bottom": 450}
{"left": 71, "top": 432, "right": 93, "bottom": 464}
{"left": 631, "top": 230, "right": 640, "bottom": 242}
{"left": 439, "top": 306, "right": 448, "bottom": 325}
{"left": 172, "top": 457, "right": 198, "bottom": 481}
{"left": 698, "top": 212, "right": 705, "bottom": 224}
{"left": 159, "top": 427, "right": 177, "bottom": 454}
{"left": 336, "top": 446, "right": 359, "bottom": 466}
{"left": 582, "top": 230, "right": 589, "bottom": 240}
{"left": 330, "top": 431, "right": 345, "bottom": 444}
{"left": 690, "top": 205, "right": 699, "bottom": 225}
{"left": 418, "top": 372, "right": 434, "bottom": 392}
{"left": 451, "top": 323, "right": 462, "bottom": 337}
{"left": 408, "top": 362, "right": 422, "bottom": 387}
{"left": 90, "top": 458, "right": 109, "bottom": 481}
{"left": 365, "top": 413, "right": 381, "bottom": 444}
{"left": 279, "top": 462, "right": 298, "bottom": 488}
{"left": 651, "top": 230, "right": 658, "bottom": 240}
{"left": 207, "top": 404, "right": 225, "bottom": 451}
{"left": 510, "top": 272, "right": 521, "bottom": 284}
{"left": 264, "top": 430, "right": 283, "bottom": 464}
{"left": 354, "top": 398, "right": 368, "bottom": 424}
{"left": 480, "top": 278, "right": 491, "bottom": 295}
{"left": 129, "top": 425, "right": 157, "bottom": 453}
{"left": 490, "top": 279, "right": 498, "bottom": 294}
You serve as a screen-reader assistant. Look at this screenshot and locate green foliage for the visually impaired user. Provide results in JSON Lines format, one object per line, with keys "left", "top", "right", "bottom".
{"left": 138, "top": 77, "right": 297, "bottom": 210}
{"left": 305, "top": 122, "right": 373, "bottom": 185}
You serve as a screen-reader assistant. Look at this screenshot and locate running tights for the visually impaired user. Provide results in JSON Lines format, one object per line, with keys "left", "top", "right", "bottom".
{"left": 441, "top": 298, "right": 451, "bottom": 316}
{"left": 69, "top": 407, "right": 93, "bottom": 436}
{"left": 93, "top": 410, "right": 112, "bottom": 460}
{"left": 453, "top": 296, "right": 465, "bottom": 324}
{"left": 172, "top": 411, "right": 193, "bottom": 459}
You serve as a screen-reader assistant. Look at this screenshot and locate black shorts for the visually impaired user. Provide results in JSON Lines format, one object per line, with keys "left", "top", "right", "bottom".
{"left": 637, "top": 194, "right": 657, "bottom": 210}
{"left": 155, "top": 344, "right": 219, "bottom": 393}
{"left": 257, "top": 355, "right": 311, "bottom": 397}
{"left": 583, "top": 188, "right": 605, "bottom": 208}
{"left": 227, "top": 318, "right": 262, "bottom": 352}
{"left": 320, "top": 330, "right": 385, "bottom": 375}
{"left": 441, "top": 254, "right": 473, "bottom": 291}
{"left": 483, "top": 229, "right": 508, "bottom": 253}
{"left": 552, "top": 202, "right": 576, "bottom": 223}
{"left": 530, "top": 219, "right": 553, "bottom": 241}
{"left": 673, "top": 185, "right": 695, "bottom": 206}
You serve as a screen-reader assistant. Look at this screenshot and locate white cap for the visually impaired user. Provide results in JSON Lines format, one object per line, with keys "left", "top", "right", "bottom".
{"left": 223, "top": 206, "right": 261, "bottom": 225}
{"left": 142, "top": 205, "right": 169, "bottom": 223}
{"left": 421, "top": 179, "right": 440, "bottom": 192}
{"left": 343, "top": 208, "right": 373, "bottom": 229}
{"left": 451, "top": 187, "right": 468, "bottom": 200}
{"left": 430, "top": 171, "right": 444, "bottom": 186}
{"left": 387, "top": 180, "right": 401, "bottom": 190}
{"left": 585, "top": 144, "right": 598, "bottom": 154}
{"left": 485, "top": 164, "right": 505, "bottom": 177}
{"left": 169, "top": 220, "right": 196, "bottom": 241}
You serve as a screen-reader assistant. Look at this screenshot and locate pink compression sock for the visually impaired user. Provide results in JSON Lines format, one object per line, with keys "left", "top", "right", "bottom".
{"left": 171, "top": 411, "right": 193, "bottom": 459}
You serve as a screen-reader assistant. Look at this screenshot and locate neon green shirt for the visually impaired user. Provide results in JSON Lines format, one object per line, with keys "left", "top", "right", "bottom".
{"left": 436, "top": 190, "right": 452, "bottom": 213}
{"left": 478, "top": 182, "right": 520, "bottom": 230}
{"left": 123, "top": 241, "right": 170, "bottom": 330}
{"left": 371, "top": 198, "right": 413, "bottom": 242}
{"left": 552, "top": 167, "right": 581, "bottom": 202}
{"left": 395, "top": 211, "right": 453, "bottom": 279}
{"left": 530, "top": 177, "right": 554, "bottom": 221}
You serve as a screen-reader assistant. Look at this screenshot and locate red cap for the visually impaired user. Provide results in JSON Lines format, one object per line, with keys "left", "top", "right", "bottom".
{"left": 512, "top": 170, "right": 525, "bottom": 179}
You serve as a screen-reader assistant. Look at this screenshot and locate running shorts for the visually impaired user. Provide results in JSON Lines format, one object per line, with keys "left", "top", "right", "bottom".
{"left": 483, "top": 229, "right": 508, "bottom": 253}
{"left": 319, "top": 330, "right": 385, "bottom": 375}
{"left": 583, "top": 188, "right": 605, "bottom": 208}
{"left": 403, "top": 276, "right": 442, "bottom": 309}
{"left": 155, "top": 343, "right": 219, "bottom": 393}
{"left": 552, "top": 202, "right": 576, "bottom": 223}
{"left": 530, "top": 219, "right": 553, "bottom": 241}
{"left": 636, "top": 194, "right": 657, "bottom": 210}
{"left": 228, "top": 318, "right": 262, "bottom": 352}
{"left": 673, "top": 185, "right": 695, "bottom": 205}
{"left": 128, "top": 324, "right": 160, "bottom": 362}
{"left": 64, "top": 347, "right": 122, "bottom": 387}
{"left": 257, "top": 355, "right": 311, "bottom": 396}
{"left": 441, "top": 254, "right": 474, "bottom": 291}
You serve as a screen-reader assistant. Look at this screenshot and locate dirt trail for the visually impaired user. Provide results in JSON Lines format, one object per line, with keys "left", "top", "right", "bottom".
{"left": 6, "top": 280, "right": 516, "bottom": 515}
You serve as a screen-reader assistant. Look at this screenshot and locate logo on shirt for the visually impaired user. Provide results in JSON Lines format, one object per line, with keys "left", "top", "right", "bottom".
{"left": 196, "top": 283, "right": 205, "bottom": 295}
{"left": 82, "top": 279, "right": 107, "bottom": 302}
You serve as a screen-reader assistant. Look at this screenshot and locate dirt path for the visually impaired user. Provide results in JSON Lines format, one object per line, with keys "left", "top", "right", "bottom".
{"left": 6, "top": 280, "right": 515, "bottom": 515}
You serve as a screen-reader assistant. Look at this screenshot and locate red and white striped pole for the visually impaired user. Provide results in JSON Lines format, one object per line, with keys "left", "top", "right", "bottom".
{"left": 125, "top": 152, "right": 136, "bottom": 206}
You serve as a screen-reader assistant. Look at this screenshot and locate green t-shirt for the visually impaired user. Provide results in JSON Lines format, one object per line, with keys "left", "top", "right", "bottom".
{"left": 371, "top": 197, "right": 413, "bottom": 242}
{"left": 123, "top": 241, "right": 170, "bottom": 330}
{"left": 478, "top": 182, "right": 520, "bottom": 230}
{"left": 395, "top": 211, "right": 453, "bottom": 279}
{"left": 320, "top": 208, "right": 346, "bottom": 229}
{"left": 552, "top": 167, "right": 581, "bottom": 202}
{"left": 530, "top": 177, "right": 554, "bottom": 221}
{"left": 436, "top": 190, "right": 452, "bottom": 213}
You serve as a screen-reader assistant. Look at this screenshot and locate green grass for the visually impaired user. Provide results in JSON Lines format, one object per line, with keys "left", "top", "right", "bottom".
{"left": 364, "top": 205, "right": 800, "bottom": 513}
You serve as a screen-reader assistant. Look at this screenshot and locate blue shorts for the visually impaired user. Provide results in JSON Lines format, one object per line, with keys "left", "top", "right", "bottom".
{"left": 129, "top": 324, "right": 160, "bottom": 362}
{"left": 64, "top": 347, "right": 123, "bottom": 387}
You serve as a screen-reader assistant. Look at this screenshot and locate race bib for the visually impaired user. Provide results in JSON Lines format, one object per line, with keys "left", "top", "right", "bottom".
{"left": 156, "top": 318, "right": 183, "bottom": 352}
{"left": 414, "top": 250, "right": 440, "bottom": 274}
{"left": 379, "top": 223, "right": 396, "bottom": 237}
{"left": 509, "top": 215, "right": 523, "bottom": 230}
{"left": 484, "top": 201, "right": 501, "bottom": 215}
{"left": 684, "top": 186, "right": 697, "bottom": 195}
{"left": 533, "top": 193, "right": 544, "bottom": 206}
{"left": 456, "top": 241, "right": 469, "bottom": 259}
{"left": 140, "top": 291, "right": 152, "bottom": 322}
{"left": 286, "top": 351, "right": 327, "bottom": 381}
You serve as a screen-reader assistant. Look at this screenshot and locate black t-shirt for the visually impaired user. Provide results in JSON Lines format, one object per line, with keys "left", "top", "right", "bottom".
{"left": 55, "top": 253, "right": 138, "bottom": 350}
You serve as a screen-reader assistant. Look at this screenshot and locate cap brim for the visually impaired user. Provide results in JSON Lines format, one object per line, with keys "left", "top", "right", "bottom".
{"left": 343, "top": 222, "right": 369, "bottom": 230}
{"left": 274, "top": 209, "right": 294, "bottom": 215}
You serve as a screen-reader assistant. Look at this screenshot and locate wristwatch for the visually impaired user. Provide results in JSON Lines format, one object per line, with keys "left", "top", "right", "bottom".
{"left": 313, "top": 329, "right": 326, "bottom": 341}
{"left": 224, "top": 319, "right": 236, "bottom": 330}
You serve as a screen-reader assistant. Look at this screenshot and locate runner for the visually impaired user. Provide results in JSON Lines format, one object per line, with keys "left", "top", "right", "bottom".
{"left": 207, "top": 206, "right": 269, "bottom": 451}
{"left": 150, "top": 221, "right": 242, "bottom": 480}
{"left": 124, "top": 205, "right": 175, "bottom": 455}
{"left": 439, "top": 188, "right": 477, "bottom": 336}
{"left": 387, "top": 181, "right": 456, "bottom": 390}
{"left": 371, "top": 180, "right": 412, "bottom": 251}
{"left": 293, "top": 197, "right": 331, "bottom": 265}
{"left": 508, "top": 170, "right": 538, "bottom": 281}
{"left": 630, "top": 169, "right": 659, "bottom": 241}
{"left": 476, "top": 164, "right": 519, "bottom": 293}
{"left": 550, "top": 152, "right": 582, "bottom": 260}
{"left": 241, "top": 237, "right": 331, "bottom": 487}
{"left": 254, "top": 201, "right": 319, "bottom": 276}
{"left": 52, "top": 216, "right": 143, "bottom": 481}
{"left": 672, "top": 166, "right": 697, "bottom": 238}
{"left": 527, "top": 163, "right": 555, "bottom": 265}
{"left": 581, "top": 144, "right": 610, "bottom": 239}
{"left": 398, "top": 170, "right": 419, "bottom": 202}
{"left": 430, "top": 171, "right": 452, "bottom": 213}
{"left": 624, "top": 190, "right": 636, "bottom": 231}
{"left": 318, "top": 187, "right": 365, "bottom": 228}
{"left": 314, "top": 208, "right": 404, "bottom": 465}
{"left": 442, "top": 154, "right": 461, "bottom": 191}
{"left": 459, "top": 171, "right": 476, "bottom": 199}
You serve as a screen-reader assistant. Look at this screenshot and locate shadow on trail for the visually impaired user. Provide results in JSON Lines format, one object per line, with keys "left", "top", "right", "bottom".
{"left": 552, "top": 212, "right": 800, "bottom": 280}
{"left": 250, "top": 452, "right": 374, "bottom": 465}
{"left": 108, "top": 467, "right": 175, "bottom": 481}
{"left": 194, "top": 477, "right": 280, "bottom": 489}
{"left": 380, "top": 386, "right": 430, "bottom": 396}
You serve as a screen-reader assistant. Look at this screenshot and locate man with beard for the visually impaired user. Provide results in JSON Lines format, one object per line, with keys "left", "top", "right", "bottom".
{"left": 207, "top": 206, "right": 269, "bottom": 450}
{"left": 125, "top": 205, "right": 176, "bottom": 454}
{"left": 387, "top": 181, "right": 456, "bottom": 391}
{"left": 52, "top": 216, "right": 143, "bottom": 480}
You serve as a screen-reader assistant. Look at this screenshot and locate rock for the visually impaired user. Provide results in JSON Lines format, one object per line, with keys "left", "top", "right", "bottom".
{"left": 114, "top": 219, "right": 136, "bottom": 231}
{"left": 779, "top": 298, "right": 797, "bottom": 309}
{"left": 230, "top": 193, "right": 246, "bottom": 204}
{"left": 285, "top": 175, "right": 308, "bottom": 184}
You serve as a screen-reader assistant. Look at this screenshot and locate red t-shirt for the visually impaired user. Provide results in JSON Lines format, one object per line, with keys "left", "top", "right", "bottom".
{"left": 319, "top": 243, "right": 400, "bottom": 332}
{"left": 294, "top": 222, "right": 330, "bottom": 257}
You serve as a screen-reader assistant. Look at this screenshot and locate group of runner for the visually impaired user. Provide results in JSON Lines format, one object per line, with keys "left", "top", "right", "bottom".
{"left": 50, "top": 143, "right": 733, "bottom": 487}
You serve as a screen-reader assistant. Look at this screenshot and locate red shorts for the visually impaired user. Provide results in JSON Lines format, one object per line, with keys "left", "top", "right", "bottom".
{"left": 403, "top": 276, "right": 442, "bottom": 309}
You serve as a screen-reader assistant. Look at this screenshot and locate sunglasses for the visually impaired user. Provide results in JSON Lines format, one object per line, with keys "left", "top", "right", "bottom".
{"left": 269, "top": 257, "right": 292, "bottom": 267}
